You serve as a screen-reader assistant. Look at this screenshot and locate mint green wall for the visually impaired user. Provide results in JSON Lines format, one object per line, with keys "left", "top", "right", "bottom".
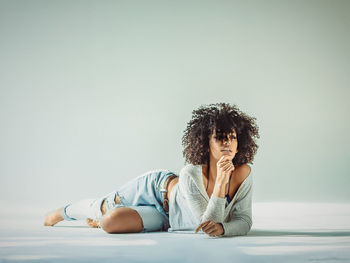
{"left": 1, "top": 0, "right": 349, "bottom": 206}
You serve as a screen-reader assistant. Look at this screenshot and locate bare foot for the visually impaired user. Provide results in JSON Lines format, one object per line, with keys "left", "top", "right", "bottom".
{"left": 44, "top": 207, "right": 64, "bottom": 226}
{"left": 87, "top": 218, "right": 100, "bottom": 228}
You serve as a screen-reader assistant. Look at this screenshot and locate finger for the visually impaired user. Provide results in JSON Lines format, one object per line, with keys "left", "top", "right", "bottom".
{"left": 223, "top": 161, "right": 233, "bottom": 169}
{"left": 195, "top": 223, "right": 206, "bottom": 233}
{"left": 218, "top": 159, "right": 231, "bottom": 167}
{"left": 227, "top": 165, "right": 235, "bottom": 173}
{"left": 223, "top": 163, "right": 234, "bottom": 172}
{"left": 199, "top": 220, "right": 212, "bottom": 231}
{"left": 195, "top": 220, "right": 211, "bottom": 233}
{"left": 195, "top": 222, "right": 202, "bottom": 233}
{"left": 222, "top": 162, "right": 232, "bottom": 169}
{"left": 220, "top": 155, "right": 231, "bottom": 161}
{"left": 202, "top": 221, "right": 216, "bottom": 232}
{"left": 221, "top": 155, "right": 231, "bottom": 161}
{"left": 217, "top": 157, "right": 230, "bottom": 166}
{"left": 218, "top": 155, "right": 226, "bottom": 162}
{"left": 205, "top": 227, "right": 218, "bottom": 237}
{"left": 220, "top": 163, "right": 232, "bottom": 173}
{"left": 206, "top": 226, "right": 219, "bottom": 236}
{"left": 218, "top": 160, "right": 230, "bottom": 168}
{"left": 203, "top": 225, "right": 217, "bottom": 235}
{"left": 195, "top": 225, "right": 201, "bottom": 233}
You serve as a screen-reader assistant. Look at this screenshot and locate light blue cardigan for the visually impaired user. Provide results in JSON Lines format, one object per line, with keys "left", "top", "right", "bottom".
{"left": 168, "top": 164, "right": 253, "bottom": 237}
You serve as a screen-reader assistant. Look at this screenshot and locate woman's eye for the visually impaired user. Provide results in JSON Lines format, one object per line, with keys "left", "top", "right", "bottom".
{"left": 214, "top": 135, "right": 236, "bottom": 141}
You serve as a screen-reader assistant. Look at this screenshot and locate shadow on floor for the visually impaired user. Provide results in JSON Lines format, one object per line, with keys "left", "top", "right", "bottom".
{"left": 54, "top": 225, "right": 91, "bottom": 228}
{"left": 52, "top": 226, "right": 350, "bottom": 237}
{"left": 248, "top": 230, "right": 350, "bottom": 237}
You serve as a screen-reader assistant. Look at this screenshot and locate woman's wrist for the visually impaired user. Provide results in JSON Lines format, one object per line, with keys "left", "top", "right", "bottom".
{"left": 218, "top": 223, "right": 225, "bottom": 236}
{"left": 212, "top": 182, "right": 227, "bottom": 198}
{"left": 215, "top": 178, "right": 227, "bottom": 186}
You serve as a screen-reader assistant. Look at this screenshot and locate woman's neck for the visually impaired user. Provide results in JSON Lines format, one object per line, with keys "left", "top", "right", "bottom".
{"left": 205, "top": 158, "right": 219, "bottom": 182}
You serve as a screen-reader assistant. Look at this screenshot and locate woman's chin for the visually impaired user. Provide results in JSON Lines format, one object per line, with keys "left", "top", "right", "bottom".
{"left": 220, "top": 152, "right": 234, "bottom": 159}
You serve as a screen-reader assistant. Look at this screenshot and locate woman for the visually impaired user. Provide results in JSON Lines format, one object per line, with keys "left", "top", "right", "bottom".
{"left": 44, "top": 103, "right": 259, "bottom": 237}
{"left": 168, "top": 103, "right": 259, "bottom": 237}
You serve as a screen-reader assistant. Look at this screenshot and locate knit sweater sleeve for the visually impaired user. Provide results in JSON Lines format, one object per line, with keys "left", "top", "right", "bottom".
{"left": 179, "top": 165, "right": 226, "bottom": 224}
{"left": 221, "top": 177, "right": 253, "bottom": 237}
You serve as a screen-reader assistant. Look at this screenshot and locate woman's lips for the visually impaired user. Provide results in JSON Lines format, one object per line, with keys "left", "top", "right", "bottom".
{"left": 221, "top": 150, "right": 232, "bottom": 154}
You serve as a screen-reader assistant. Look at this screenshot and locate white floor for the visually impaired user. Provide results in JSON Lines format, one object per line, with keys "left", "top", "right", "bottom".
{"left": 0, "top": 202, "right": 350, "bottom": 263}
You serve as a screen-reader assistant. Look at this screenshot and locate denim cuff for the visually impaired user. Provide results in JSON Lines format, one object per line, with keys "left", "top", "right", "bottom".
{"left": 61, "top": 204, "right": 77, "bottom": 221}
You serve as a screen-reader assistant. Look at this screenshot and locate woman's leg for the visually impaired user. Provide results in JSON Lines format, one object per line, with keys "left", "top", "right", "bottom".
{"left": 100, "top": 205, "right": 168, "bottom": 233}
{"left": 100, "top": 207, "right": 144, "bottom": 233}
{"left": 44, "top": 169, "right": 173, "bottom": 231}
{"left": 44, "top": 199, "right": 167, "bottom": 234}
{"left": 44, "top": 194, "right": 120, "bottom": 227}
{"left": 44, "top": 198, "right": 102, "bottom": 227}
{"left": 44, "top": 207, "right": 65, "bottom": 226}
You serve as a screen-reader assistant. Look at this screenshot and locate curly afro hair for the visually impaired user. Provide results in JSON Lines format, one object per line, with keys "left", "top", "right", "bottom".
{"left": 182, "top": 103, "right": 260, "bottom": 166}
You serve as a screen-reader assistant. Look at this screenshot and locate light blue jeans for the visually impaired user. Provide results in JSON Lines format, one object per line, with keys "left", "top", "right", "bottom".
{"left": 62, "top": 169, "right": 177, "bottom": 232}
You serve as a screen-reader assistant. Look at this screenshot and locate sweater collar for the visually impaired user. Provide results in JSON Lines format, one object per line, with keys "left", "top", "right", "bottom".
{"left": 188, "top": 164, "right": 252, "bottom": 211}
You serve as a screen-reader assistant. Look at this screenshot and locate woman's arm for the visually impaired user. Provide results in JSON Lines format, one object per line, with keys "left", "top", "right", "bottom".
{"left": 180, "top": 164, "right": 253, "bottom": 237}
{"left": 221, "top": 180, "right": 253, "bottom": 237}
{"left": 179, "top": 166, "right": 227, "bottom": 224}
{"left": 180, "top": 157, "right": 235, "bottom": 224}
{"left": 195, "top": 178, "right": 252, "bottom": 237}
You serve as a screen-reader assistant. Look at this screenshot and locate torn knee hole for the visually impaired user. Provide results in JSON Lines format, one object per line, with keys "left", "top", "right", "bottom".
{"left": 100, "top": 200, "right": 107, "bottom": 215}
{"left": 114, "top": 195, "right": 121, "bottom": 205}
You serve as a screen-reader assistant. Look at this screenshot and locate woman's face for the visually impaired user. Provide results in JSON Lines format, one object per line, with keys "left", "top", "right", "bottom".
{"left": 208, "top": 129, "right": 238, "bottom": 162}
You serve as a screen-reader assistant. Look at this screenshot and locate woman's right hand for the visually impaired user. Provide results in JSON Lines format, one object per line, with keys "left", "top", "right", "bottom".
{"left": 216, "top": 155, "right": 235, "bottom": 185}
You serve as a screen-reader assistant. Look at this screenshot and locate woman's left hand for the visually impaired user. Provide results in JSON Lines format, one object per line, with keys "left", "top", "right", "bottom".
{"left": 195, "top": 220, "right": 224, "bottom": 237}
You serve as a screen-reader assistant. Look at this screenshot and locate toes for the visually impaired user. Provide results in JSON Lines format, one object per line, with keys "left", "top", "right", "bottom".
{"left": 87, "top": 218, "right": 100, "bottom": 228}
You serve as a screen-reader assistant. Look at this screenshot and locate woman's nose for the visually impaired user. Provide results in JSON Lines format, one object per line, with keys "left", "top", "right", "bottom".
{"left": 223, "top": 139, "right": 230, "bottom": 145}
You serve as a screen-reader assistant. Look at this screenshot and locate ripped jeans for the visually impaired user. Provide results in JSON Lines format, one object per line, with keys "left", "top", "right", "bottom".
{"left": 62, "top": 170, "right": 176, "bottom": 232}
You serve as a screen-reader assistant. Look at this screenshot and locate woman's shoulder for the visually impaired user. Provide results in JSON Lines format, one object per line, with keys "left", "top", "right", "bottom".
{"left": 233, "top": 164, "right": 253, "bottom": 191}
{"left": 235, "top": 164, "right": 252, "bottom": 181}
{"left": 179, "top": 164, "right": 203, "bottom": 186}
{"left": 180, "top": 164, "right": 202, "bottom": 177}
